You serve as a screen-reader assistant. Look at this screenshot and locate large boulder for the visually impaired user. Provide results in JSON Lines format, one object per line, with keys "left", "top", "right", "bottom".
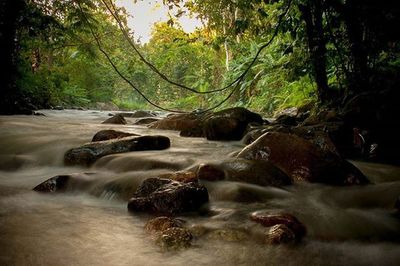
{"left": 203, "top": 107, "right": 263, "bottom": 140}
{"left": 237, "top": 132, "right": 368, "bottom": 185}
{"left": 101, "top": 114, "right": 127, "bottom": 124}
{"left": 148, "top": 113, "right": 204, "bottom": 132}
{"left": 127, "top": 178, "right": 209, "bottom": 215}
{"left": 91, "top": 129, "right": 138, "bottom": 142}
{"left": 196, "top": 158, "right": 291, "bottom": 187}
{"left": 64, "top": 135, "right": 170, "bottom": 166}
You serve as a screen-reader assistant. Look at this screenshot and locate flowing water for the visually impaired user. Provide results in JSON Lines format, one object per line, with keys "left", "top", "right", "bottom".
{"left": 0, "top": 110, "right": 399, "bottom": 266}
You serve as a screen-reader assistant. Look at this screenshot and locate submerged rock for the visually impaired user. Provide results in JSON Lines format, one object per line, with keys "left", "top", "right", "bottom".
{"left": 237, "top": 132, "right": 368, "bottom": 185}
{"left": 158, "top": 171, "right": 198, "bottom": 183}
{"left": 91, "top": 129, "right": 138, "bottom": 142}
{"left": 265, "top": 224, "right": 297, "bottom": 244}
{"left": 134, "top": 117, "right": 159, "bottom": 125}
{"left": 33, "top": 173, "right": 94, "bottom": 193}
{"left": 33, "top": 175, "right": 70, "bottom": 192}
{"left": 127, "top": 178, "right": 209, "bottom": 215}
{"left": 145, "top": 216, "right": 184, "bottom": 234}
{"left": 251, "top": 212, "right": 306, "bottom": 243}
{"left": 64, "top": 135, "right": 170, "bottom": 166}
{"left": 196, "top": 158, "right": 291, "bottom": 187}
{"left": 101, "top": 114, "right": 127, "bottom": 124}
{"left": 157, "top": 227, "right": 193, "bottom": 250}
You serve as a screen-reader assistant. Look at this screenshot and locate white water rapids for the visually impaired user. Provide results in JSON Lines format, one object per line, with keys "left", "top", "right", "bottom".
{"left": 0, "top": 110, "right": 399, "bottom": 265}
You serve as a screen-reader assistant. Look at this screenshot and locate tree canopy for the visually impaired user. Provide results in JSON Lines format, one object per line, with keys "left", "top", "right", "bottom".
{"left": 1, "top": 0, "right": 399, "bottom": 114}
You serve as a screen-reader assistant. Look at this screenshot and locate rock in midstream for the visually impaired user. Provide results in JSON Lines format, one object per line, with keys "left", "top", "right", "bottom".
{"left": 145, "top": 216, "right": 185, "bottom": 234}
{"left": 127, "top": 178, "right": 209, "bottom": 215}
{"left": 64, "top": 135, "right": 170, "bottom": 166}
{"left": 202, "top": 107, "right": 264, "bottom": 140}
{"left": 157, "top": 227, "right": 193, "bottom": 251}
{"left": 91, "top": 129, "right": 138, "bottom": 142}
{"left": 196, "top": 158, "right": 291, "bottom": 187}
{"left": 101, "top": 114, "right": 127, "bottom": 124}
{"left": 237, "top": 132, "right": 368, "bottom": 185}
{"left": 33, "top": 173, "right": 94, "bottom": 192}
{"left": 149, "top": 107, "right": 264, "bottom": 140}
{"left": 250, "top": 211, "right": 306, "bottom": 244}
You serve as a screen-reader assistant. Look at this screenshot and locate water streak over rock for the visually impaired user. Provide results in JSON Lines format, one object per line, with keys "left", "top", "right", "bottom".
{"left": 196, "top": 158, "right": 291, "bottom": 187}
{"left": 238, "top": 132, "right": 368, "bottom": 185}
{"left": 64, "top": 135, "right": 170, "bottom": 166}
{"left": 91, "top": 129, "right": 138, "bottom": 142}
{"left": 127, "top": 178, "right": 209, "bottom": 215}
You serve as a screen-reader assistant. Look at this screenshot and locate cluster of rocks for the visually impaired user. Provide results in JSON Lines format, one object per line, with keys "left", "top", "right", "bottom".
{"left": 250, "top": 211, "right": 306, "bottom": 244}
{"left": 149, "top": 107, "right": 263, "bottom": 140}
{"left": 104, "top": 111, "right": 161, "bottom": 126}
{"left": 34, "top": 105, "right": 400, "bottom": 251}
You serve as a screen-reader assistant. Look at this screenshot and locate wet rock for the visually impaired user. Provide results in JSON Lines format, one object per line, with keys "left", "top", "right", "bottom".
{"left": 131, "top": 110, "right": 156, "bottom": 118}
{"left": 180, "top": 126, "right": 205, "bottom": 138}
{"left": 197, "top": 158, "right": 291, "bottom": 187}
{"left": 33, "top": 175, "right": 70, "bottom": 192}
{"left": 203, "top": 107, "right": 263, "bottom": 141}
{"left": 134, "top": 117, "right": 159, "bottom": 125}
{"left": 292, "top": 126, "right": 342, "bottom": 155}
{"left": 158, "top": 171, "right": 198, "bottom": 183}
{"left": 250, "top": 212, "right": 306, "bottom": 242}
{"left": 149, "top": 113, "right": 204, "bottom": 133}
{"left": 64, "top": 135, "right": 170, "bottom": 166}
{"left": 242, "top": 124, "right": 291, "bottom": 145}
{"left": 189, "top": 225, "right": 209, "bottom": 237}
{"left": 237, "top": 132, "right": 368, "bottom": 185}
{"left": 101, "top": 114, "right": 127, "bottom": 125}
{"left": 157, "top": 227, "right": 193, "bottom": 250}
{"left": 91, "top": 129, "right": 138, "bottom": 142}
{"left": 196, "top": 164, "right": 226, "bottom": 181}
{"left": 265, "top": 224, "right": 296, "bottom": 244}
{"left": 127, "top": 178, "right": 209, "bottom": 215}
{"left": 145, "top": 216, "right": 184, "bottom": 234}
{"left": 54, "top": 106, "right": 64, "bottom": 110}
{"left": 33, "top": 173, "right": 94, "bottom": 192}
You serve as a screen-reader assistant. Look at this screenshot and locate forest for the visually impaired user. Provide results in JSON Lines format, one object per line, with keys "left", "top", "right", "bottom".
{"left": 1, "top": 0, "right": 398, "bottom": 115}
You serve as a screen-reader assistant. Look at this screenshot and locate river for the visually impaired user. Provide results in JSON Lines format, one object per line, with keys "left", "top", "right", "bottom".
{"left": 0, "top": 109, "right": 399, "bottom": 265}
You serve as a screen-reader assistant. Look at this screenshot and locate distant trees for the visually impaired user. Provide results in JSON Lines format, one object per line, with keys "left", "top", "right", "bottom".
{"left": 1, "top": 0, "right": 399, "bottom": 114}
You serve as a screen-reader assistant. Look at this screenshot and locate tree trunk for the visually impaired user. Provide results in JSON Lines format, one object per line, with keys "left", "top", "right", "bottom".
{"left": 343, "top": 0, "right": 368, "bottom": 98}
{"left": 0, "top": 0, "right": 25, "bottom": 114}
{"left": 299, "top": 1, "right": 330, "bottom": 104}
